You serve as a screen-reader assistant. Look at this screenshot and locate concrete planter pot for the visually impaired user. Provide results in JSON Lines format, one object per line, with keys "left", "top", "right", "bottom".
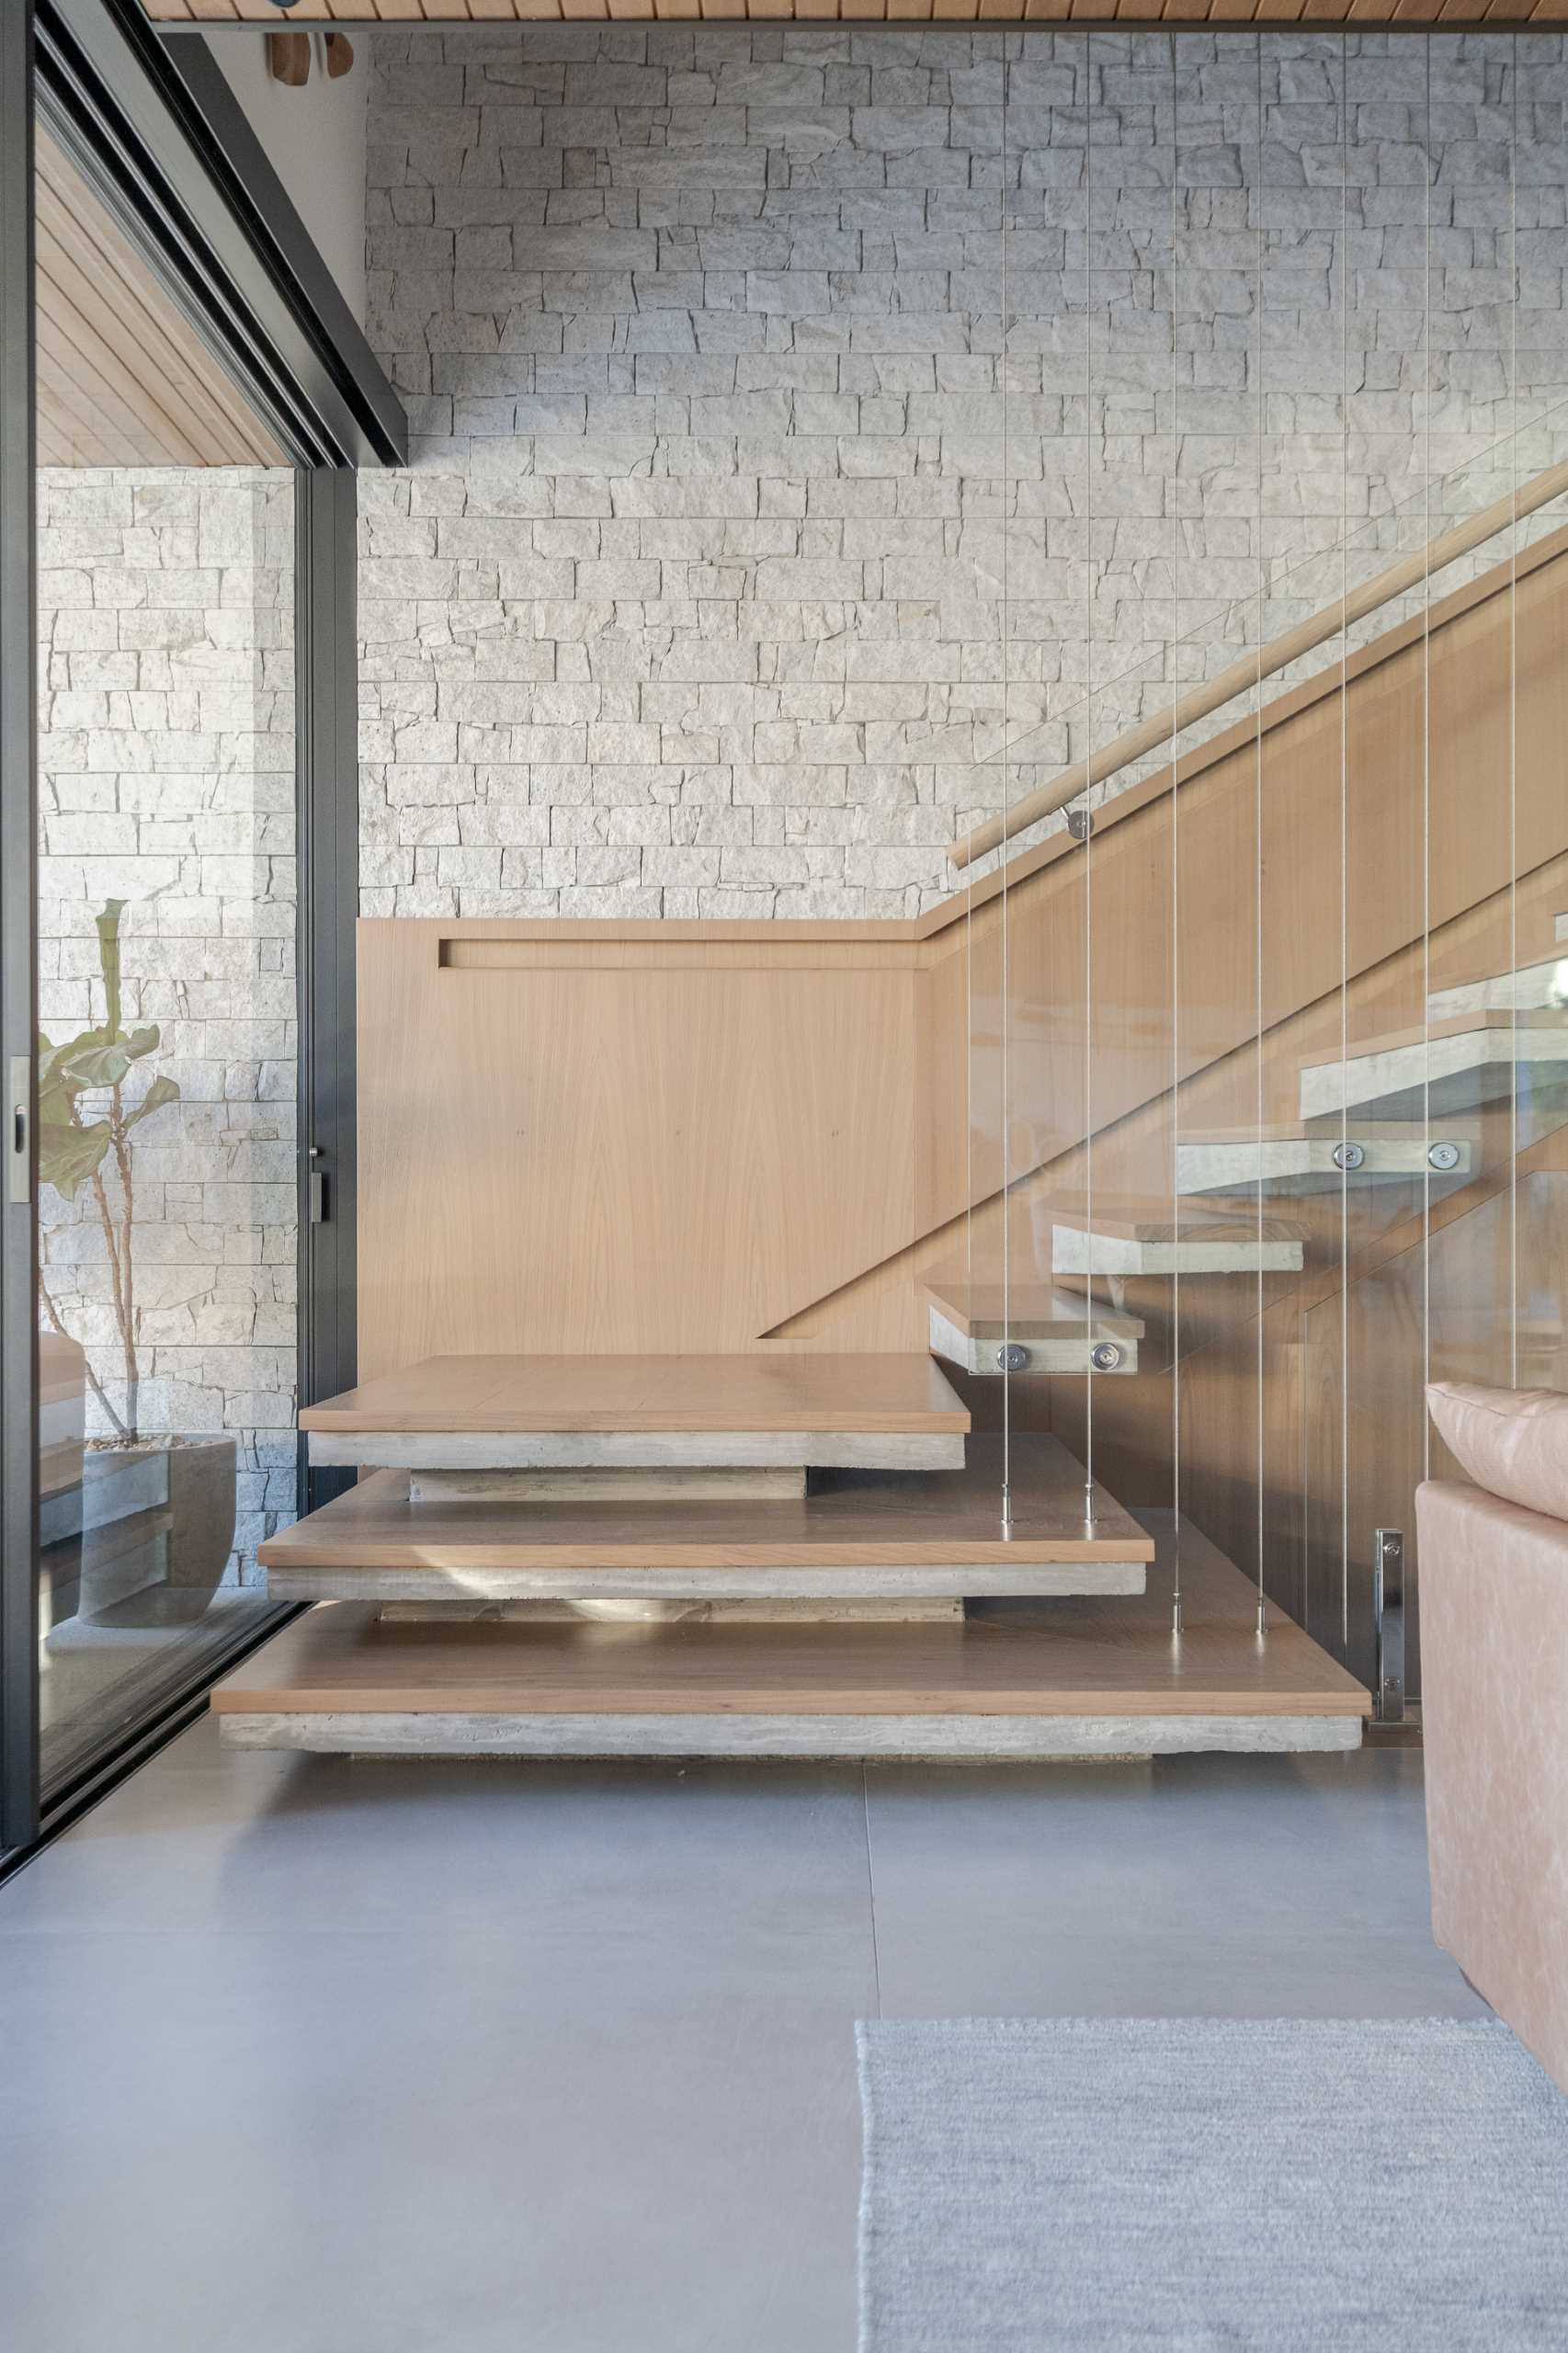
{"left": 71, "top": 1434, "right": 239, "bottom": 1624}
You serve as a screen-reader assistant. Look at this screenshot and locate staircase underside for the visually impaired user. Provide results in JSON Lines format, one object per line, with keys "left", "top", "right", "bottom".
{"left": 215, "top": 1518, "right": 1367, "bottom": 1760}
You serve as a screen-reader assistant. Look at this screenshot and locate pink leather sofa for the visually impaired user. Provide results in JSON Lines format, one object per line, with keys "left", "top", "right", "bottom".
{"left": 1419, "top": 1382, "right": 1568, "bottom": 2097}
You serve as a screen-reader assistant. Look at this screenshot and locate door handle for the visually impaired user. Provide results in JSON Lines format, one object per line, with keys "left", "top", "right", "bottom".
{"left": 7, "top": 1056, "right": 28, "bottom": 1206}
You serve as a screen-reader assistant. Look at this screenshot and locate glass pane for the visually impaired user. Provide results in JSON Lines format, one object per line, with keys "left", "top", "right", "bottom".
{"left": 33, "top": 128, "right": 297, "bottom": 1796}
{"left": 960, "top": 25, "right": 1566, "bottom": 1714}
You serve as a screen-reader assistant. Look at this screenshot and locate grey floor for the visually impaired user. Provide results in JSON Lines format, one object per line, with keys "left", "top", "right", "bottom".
{"left": 0, "top": 1714, "right": 1483, "bottom": 2353}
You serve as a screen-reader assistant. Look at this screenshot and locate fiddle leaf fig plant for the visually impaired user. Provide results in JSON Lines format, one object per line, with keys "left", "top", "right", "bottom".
{"left": 37, "top": 900, "right": 181, "bottom": 1442}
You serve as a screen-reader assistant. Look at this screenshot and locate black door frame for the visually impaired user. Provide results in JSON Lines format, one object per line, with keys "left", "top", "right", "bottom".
{"left": 0, "top": 0, "right": 40, "bottom": 1859}
{"left": 0, "top": 0, "right": 401, "bottom": 1864}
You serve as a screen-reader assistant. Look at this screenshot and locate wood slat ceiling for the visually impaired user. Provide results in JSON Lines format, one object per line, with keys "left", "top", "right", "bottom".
{"left": 35, "top": 129, "right": 286, "bottom": 470}
{"left": 139, "top": 0, "right": 1568, "bottom": 27}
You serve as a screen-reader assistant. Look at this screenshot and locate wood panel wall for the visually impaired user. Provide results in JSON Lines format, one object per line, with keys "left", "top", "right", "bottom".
{"left": 358, "top": 921, "right": 926, "bottom": 1375}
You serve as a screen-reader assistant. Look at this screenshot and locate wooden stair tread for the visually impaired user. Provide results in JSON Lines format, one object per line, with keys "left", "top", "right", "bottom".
{"left": 260, "top": 1435, "right": 1154, "bottom": 1571}
{"left": 215, "top": 1537, "right": 1368, "bottom": 1721}
{"left": 1045, "top": 1193, "right": 1305, "bottom": 1245}
{"left": 924, "top": 1282, "right": 1142, "bottom": 1341}
{"left": 299, "top": 1353, "right": 969, "bottom": 1437}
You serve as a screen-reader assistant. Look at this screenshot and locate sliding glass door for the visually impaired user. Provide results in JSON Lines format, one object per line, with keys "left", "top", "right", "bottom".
{"left": 31, "top": 123, "right": 300, "bottom": 1796}
{"left": 2, "top": 0, "right": 391, "bottom": 1859}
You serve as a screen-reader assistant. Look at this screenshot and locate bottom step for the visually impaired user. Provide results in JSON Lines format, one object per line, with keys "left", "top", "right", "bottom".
{"left": 212, "top": 1523, "right": 1368, "bottom": 1760}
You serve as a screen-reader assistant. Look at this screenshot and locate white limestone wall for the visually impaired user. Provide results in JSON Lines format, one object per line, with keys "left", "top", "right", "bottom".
{"left": 360, "top": 24, "right": 1568, "bottom": 917}
{"left": 36, "top": 467, "right": 298, "bottom": 1584}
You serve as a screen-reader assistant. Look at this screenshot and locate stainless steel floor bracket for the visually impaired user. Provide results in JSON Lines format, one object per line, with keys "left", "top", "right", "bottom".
{"left": 1373, "top": 1527, "right": 1405, "bottom": 1723}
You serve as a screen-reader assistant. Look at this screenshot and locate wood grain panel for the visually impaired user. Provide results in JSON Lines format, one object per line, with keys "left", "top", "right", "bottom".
{"left": 34, "top": 131, "right": 286, "bottom": 470}
{"left": 358, "top": 913, "right": 922, "bottom": 1374}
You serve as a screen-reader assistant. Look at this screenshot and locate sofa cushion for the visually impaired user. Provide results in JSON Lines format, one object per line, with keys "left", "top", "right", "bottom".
{"left": 1426, "top": 1381, "right": 1568, "bottom": 1520}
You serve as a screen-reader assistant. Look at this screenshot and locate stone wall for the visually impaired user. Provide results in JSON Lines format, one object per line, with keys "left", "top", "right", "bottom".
{"left": 361, "top": 25, "right": 1568, "bottom": 915}
{"left": 37, "top": 467, "right": 298, "bottom": 1584}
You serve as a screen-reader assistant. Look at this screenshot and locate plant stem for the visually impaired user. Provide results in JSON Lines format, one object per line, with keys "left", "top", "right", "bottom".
{"left": 108, "top": 1080, "right": 139, "bottom": 1438}
{"left": 89, "top": 1161, "right": 136, "bottom": 1445}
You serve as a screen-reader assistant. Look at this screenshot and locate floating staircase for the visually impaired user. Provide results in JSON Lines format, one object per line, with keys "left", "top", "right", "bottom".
{"left": 213, "top": 1350, "right": 1368, "bottom": 1761}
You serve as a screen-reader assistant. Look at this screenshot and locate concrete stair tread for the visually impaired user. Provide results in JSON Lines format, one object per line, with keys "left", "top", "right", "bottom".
{"left": 1046, "top": 1191, "right": 1305, "bottom": 1275}
{"left": 1299, "top": 1009, "right": 1568, "bottom": 1120}
{"left": 1176, "top": 1125, "right": 1475, "bottom": 1195}
{"left": 1428, "top": 948, "right": 1568, "bottom": 1019}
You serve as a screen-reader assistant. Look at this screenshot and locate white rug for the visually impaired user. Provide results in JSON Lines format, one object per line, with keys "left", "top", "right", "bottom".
{"left": 858, "top": 2017, "right": 1568, "bottom": 2351}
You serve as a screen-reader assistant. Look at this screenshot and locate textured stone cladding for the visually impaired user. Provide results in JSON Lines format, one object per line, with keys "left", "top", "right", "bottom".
{"left": 362, "top": 26, "right": 1568, "bottom": 918}
{"left": 37, "top": 468, "right": 298, "bottom": 1584}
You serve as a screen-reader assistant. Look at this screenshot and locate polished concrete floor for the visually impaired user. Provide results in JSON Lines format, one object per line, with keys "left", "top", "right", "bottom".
{"left": 0, "top": 1717, "right": 1483, "bottom": 2352}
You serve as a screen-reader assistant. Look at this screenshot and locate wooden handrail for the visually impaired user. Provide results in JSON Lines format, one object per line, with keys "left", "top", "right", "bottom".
{"left": 949, "top": 454, "right": 1568, "bottom": 871}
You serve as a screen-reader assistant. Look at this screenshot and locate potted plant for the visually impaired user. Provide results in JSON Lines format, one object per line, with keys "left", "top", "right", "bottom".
{"left": 37, "top": 899, "right": 236, "bottom": 1610}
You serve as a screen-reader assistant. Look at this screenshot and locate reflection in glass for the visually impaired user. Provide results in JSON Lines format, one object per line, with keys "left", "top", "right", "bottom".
{"left": 33, "top": 130, "right": 296, "bottom": 1794}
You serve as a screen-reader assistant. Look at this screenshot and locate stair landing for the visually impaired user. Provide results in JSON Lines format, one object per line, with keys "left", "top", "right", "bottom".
{"left": 216, "top": 1520, "right": 1368, "bottom": 1760}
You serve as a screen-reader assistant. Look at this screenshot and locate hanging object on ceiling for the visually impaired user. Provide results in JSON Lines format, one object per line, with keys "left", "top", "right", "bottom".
{"left": 266, "top": 32, "right": 310, "bottom": 89}
{"left": 265, "top": 28, "right": 354, "bottom": 90}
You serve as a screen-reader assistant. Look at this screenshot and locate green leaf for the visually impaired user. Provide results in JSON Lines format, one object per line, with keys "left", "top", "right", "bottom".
{"left": 95, "top": 900, "right": 126, "bottom": 1040}
{"left": 37, "top": 1051, "right": 83, "bottom": 1120}
{"left": 53, "top": 1041, "right": 132, "bottom": 1090}
{"left": 120, "top": 1024, "right": 161, "bottom": 1062}
{"left": 42, "top": 1023, "right": 112, "bottom": 1089}
{"left": 122, "top": 1074, "right": 179, "bottom": 1131}
{"left": 37, "top": 1108, "right": 111, "bottom": 1202}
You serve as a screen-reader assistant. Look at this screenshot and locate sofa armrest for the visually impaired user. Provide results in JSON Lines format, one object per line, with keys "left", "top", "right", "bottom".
{"left": 1417, "top": 1478, "right": 1568, "bottom": 2093}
